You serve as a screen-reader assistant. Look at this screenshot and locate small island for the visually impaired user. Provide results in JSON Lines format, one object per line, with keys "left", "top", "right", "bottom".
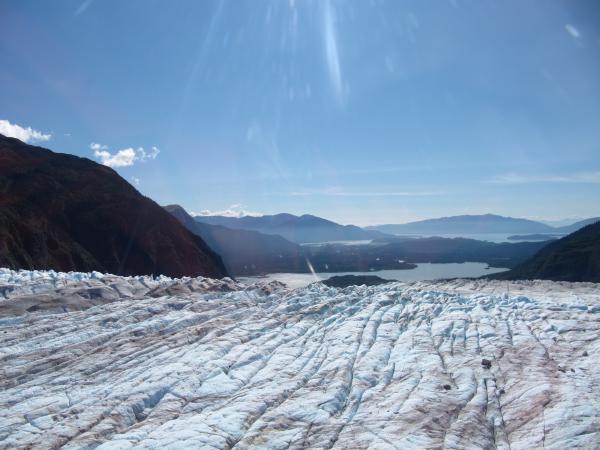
{"left": 322, "top": 275, "right": 397, "bottom": 288}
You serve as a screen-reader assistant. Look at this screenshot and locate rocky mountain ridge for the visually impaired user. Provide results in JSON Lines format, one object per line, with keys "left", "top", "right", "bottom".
{"left": 0, "top": 135, "right": 226, "bottom": 278}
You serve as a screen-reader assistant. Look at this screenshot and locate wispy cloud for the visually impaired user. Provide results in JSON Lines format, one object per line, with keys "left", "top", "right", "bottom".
{"left": 193, "top": 204, "right": 263, "bottom": 218}
{"left": 290, "top": 188, "right": 440, "bottom": 197}
{"left": 0, "top": 119, "right": 51, "bottom": 143}
{"left": 90, "top": 142, "right": 107, "bottom": 151}
{"left": 130, "top": 176, "right": 141, "bottom": 187}
{"left": 136, "top": 146, "right": 160, "bottom": 161}
{"left": 75, "top": 0, "right": 94, "bottom": 16}
{"left": 323, "top": 0, "right": 345, "bottom": 104}
{"left": 91, "top": 143, "right": 160, "bottom": 168}
{"left": 491, "top": 172, "right": 600, "bottom": 184}
{"left": 565, "top": 24, "right": 581, "bottom": 39}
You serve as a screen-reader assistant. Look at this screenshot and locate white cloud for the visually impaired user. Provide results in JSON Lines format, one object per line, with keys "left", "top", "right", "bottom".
{"left": 193, "top": 204, "right": 263, "bottom": 218}
{"left": 491, "top": 171, "right": 600, "bottom": 184}
{"left": 92, "top": 143, "right": 160, "bottom": 168}
{"left": 0, "top": 119, "right": 51, "bottom": 143}
{"left": 130, "top": 176, "right": 141, "bottom": 186}
{"left": 89, "top": 142, "right": 108, "bottom": 151}
{"left": 94, "top": 148, "right": 137, "bottom": 168}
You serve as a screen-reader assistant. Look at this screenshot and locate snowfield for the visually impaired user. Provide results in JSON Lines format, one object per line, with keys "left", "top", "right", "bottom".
{"left": 1, "top": 269, "right": 600, "bottom": 449}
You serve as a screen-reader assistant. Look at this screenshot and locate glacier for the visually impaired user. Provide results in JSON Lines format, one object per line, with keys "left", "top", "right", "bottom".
{"left": 1, "top": 268, "right": 599, "bottom": 449}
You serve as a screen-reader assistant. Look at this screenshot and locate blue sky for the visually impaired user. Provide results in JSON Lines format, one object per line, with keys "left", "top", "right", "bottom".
{"left": 1, "top": 0, "right": 599, "bottom": 225}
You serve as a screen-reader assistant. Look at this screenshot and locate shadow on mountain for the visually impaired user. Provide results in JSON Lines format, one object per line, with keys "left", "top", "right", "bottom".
{"left": 0, "top": 135, "right": 227, "bottom": 278}
{"left": 491, "top": 221, "right": 600, "bottom": 282}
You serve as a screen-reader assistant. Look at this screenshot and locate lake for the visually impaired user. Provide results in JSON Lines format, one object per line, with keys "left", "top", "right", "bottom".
{"left": 239, "top": 262, "right": 508, "bottom": 289}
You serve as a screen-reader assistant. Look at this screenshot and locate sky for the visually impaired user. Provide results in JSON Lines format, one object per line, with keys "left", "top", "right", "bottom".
{"left": 1, "top": 0, "right": 600, "bottom": 225}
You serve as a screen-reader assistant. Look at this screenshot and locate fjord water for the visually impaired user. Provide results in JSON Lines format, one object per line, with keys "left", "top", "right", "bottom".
{"left": 240, "top": 262, "right": 508, "bottom": 289}
{"left": 386, "top": 233, "right": 546, "bottom": 243}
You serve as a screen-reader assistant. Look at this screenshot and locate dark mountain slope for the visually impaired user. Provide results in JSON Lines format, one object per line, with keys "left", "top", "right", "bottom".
{"left": 367, "top": 214, "right": 554, "bottom": 235}
{"left": 165, "top": 205, "right": 307, "bottom": 275}
{"left": 0, "top": 135, "right": 227, "bottom": 278}
{"left": 194, "top": 213, "right": 387, "bottom": 243}
{"left": 492, "top": 221, "right": 600, "bottom": 282}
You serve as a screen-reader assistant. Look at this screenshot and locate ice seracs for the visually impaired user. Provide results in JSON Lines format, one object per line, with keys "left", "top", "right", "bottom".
{"left": 1, "top": 270, "right": 599, "bottom": 449}
{"left": 0, "top": 268, "right": 285, "bottom": 317}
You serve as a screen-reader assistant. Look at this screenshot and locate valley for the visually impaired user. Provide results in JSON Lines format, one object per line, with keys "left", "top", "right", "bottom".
{"left": 2, "top": 1, "right": 599, "bottom": 447}
{"left": 167, "top": 205, "right": 557, "bottom": 278}
{"left": 3, "top": 135, "right": 597, "bottom": 285}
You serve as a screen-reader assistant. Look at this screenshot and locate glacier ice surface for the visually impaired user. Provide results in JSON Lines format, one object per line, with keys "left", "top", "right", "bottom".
{"left": 1, "top": 268, "right": 599, "bottom": 449}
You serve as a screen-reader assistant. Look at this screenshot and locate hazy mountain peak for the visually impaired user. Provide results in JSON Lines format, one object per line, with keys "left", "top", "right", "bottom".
{"left": 194, "top": 212, "right": 385, "bottom": 243}
{"left": 367, "top": 214, "right": 556, "bottom": 235}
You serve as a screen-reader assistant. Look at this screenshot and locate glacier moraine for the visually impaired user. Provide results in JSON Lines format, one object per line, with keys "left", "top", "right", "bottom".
{"left": 0, "top": 269, "right": 599, "bottom": 449}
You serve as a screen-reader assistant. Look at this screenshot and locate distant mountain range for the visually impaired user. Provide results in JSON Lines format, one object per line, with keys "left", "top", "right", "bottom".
{"left": 493, "top": 221, "right": 600, "bottom": 282}
{"left": 194, "top": 213, "right": 387, "bottom": 243}
{"left": 169, "top": 204, "right": 547, "bottom": 274}
{"left": 0, "top": 134, "right": 227, "bottom": 278}
{"left": 366, "top": 214, "right": 599, "bottom": 236}
{"left": 165, "top": 205, "right": 306, "bottom": 275}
